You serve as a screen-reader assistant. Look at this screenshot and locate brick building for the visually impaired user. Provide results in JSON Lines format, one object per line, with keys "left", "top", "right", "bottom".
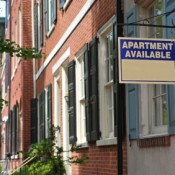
{"left": 34, "top": 0, "right": 127, "bottom": 174}
{"left": 1, "top": 0, "right": 34, "bottom": 171}
{"left": 125, "top": 0, "right": 175, "bottom": 175}
{"left": 1, "top": 0, "right": 128, "bottom": 174}
{"left": 2, "top": 1, "right": 175, "bottom": 175}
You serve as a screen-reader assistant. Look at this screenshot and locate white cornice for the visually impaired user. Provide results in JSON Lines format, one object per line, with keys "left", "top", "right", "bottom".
{"left": 52, "top": 47, "right": 70, "bottom": 75}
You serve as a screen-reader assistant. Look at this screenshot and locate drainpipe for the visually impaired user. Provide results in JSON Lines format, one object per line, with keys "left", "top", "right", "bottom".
{"left": 31, "top": 0, "right": 36, "bottom": 98}
{"left": 7, "top": 0, "right": 12, "bottom": 157}
{"left": 116, "top": 0, "right": 124, "bottom": 175}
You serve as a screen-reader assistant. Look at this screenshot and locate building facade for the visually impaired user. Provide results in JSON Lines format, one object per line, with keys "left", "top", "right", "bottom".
{"left": 1, "top": 0, "right": 34, "bottom": 171}
{"left": 3, "top": 0, "right": 175, "bottom": 174}
{"left": 1, "top": 0, "right": 128, "bottom": 174}
{"left": 125, "top": 0, "right": 175, "bottom": 175}
{"left": 33, "top": 0, "right": 127, "bottom": 174}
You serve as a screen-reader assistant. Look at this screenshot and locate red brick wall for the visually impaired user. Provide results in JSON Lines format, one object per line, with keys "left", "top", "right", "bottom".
{"left": 72, "top": 141, "right": 127, "bottom": 175}
{"left": 7, "top": 0, "right": 33, "bottom": 170}
{"left": 36, "top": 0, "right": 127, "bottom": 175}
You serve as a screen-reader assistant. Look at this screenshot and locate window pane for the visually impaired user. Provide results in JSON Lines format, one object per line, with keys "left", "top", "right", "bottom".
{"left": 149, "top": 0, "right": 163, "bottom": 38}
{"left": 106, "top": 86, "right": 114, "bottom": 134}
{"left": 80, "top": 58, "right": 84, "bottom": 98}
{"left": 153, "top": 85, "right": 168, "bottom": 127}
{"left": 106, "top": 31, "right": 113, "bottom": 82}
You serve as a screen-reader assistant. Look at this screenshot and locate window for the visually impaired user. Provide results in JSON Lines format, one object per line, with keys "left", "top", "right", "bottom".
{"left": 37, "top": 84, "right": 52, "bottom": 142}
{"left": 128, "top": 0, "right": 175, "bottom": 140}
{"left": 98, "top": 18, "right": 115, "bottom": 140}
{"left": 31, "top": 98, "right": 38, "bottom": 144}
{"left": 44, "top": 0, "right": 57, "bottom": 36}
{"left": 18, "top": 7, "right": 22, "bottom": 47}
{"left": 34, "top": 0, "right": 43, "bottom": 51}
{"left": 148, "top": 0, "right": 163, "bottom": 38}
{"left": 75, "top": 46, "right": 86, "bottom": 144}
{"left": 54, "top": 74, "right": 61, "bottom": 145}
{"left": 140, "top": 84, "right": 168, "bottom": 136}
{"left": 5, "top": 54, "right": 9, "bottom": 93}
{"left": 62, "top": 64, "right": 72, "bottom": 175}
{"left": 69, "top": 39, "right": 99, "bottom": 144}
{"left": 139, "top": 0, "right": 168, "bottom": 137}
{"left": 10, "top": 104, "right": 18, "bottom": 157}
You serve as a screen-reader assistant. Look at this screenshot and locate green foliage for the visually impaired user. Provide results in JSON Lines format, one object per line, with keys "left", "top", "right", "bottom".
{"left": 0, "top": 98, "right": 8, "bottom": 111}
{"left": 0, "top": 38, "right": 43, "bottom": 111}
{"left": 0, "top": 164, "right": 3, "bottom": 173}
{"left": 0, "top": 38, "right": 42, "bottom": 60}
{"left": 13, "top": 126, "right": 88, "bottom": 175}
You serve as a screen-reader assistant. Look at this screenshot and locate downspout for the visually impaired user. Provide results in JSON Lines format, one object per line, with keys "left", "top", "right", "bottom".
{"left": 31, "top": 0, "right": 36, "bottom": 98}
{"left": 7, "top": 0, "right": 12, "bottom": 157}
{"left": 116, "top": 0, "right": 124, "bottom": 175}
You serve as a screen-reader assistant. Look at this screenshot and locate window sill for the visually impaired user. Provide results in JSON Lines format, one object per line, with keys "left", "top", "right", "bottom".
{"left": 77, "top": 142, "right": 88, "bottom": 149}
{"left": 63, "top": 0, "right": 72, "bottom": 10}
{"left": 46, "top": 25, "right": 55, "bottom": 38}
{"left": 140, "top": 132, "right": 169, "bottom": 139}
{"left": 96, "top": 137, "right": 117, "bottom": 146}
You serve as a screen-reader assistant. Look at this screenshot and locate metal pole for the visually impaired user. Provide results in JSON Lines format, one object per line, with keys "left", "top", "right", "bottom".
{"left": 116, "top": 0, "right": 124, "bottom": 175}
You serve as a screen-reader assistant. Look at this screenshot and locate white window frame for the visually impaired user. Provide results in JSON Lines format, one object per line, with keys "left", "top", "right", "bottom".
{"left": 36, "top": 0, "right": 43, "bottom": 50}
{"left": 46, "top": 0, "right": 55, "bottom": 36}
{"left": 18, "top": 6, "right": 22, "bottom": 64}
{"left": 62, "top": 63, "right": 71, "bottom": 175}
{"left": 45, "top": 87, "right": 49, "bottom": 138}
{"left": 54, "top": 74, "right": 61, "bottom": 146}
{"left": 139, "top": 0, "right": 168, "bottom": 138}
{"left": 37, "top": 86, "right": 50, "bottom": 141}
{"left": 75, "top": 46, "right": 86, "bottom": 145}
{"left": 18, "top": 7, "right": 22, "bottom": 47}
{"left": 63, "top": 0, "right": 72, "bottom": 10}
{"left": 97, "top": 16, "right": 115, "bottom": 140}
{"left": 140, "top": 85, "right": 168, "bottom": 137}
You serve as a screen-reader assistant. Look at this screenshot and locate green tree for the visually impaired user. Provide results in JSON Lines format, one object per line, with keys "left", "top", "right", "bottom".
{"left": 13, "top": 126, "right": 88, "bottom": 175}
{"left": 0, "top": 37, "right": 42, "bottom": 110}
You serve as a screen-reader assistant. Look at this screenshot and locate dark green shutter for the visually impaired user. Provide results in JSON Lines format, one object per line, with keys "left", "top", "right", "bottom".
{"left": 14, "top": 105, "right": 18, "bottom": 154}
{"left": 84, "top": 44, "right": 91, "bottom": 141}
{"left": 165, "top": 0, "right": 175, "bottom": 134}
{"left": 51, "top": 0, "right": 57, "bottom": 24}
{"left": 10, "top": 110, "right": 13, "bottom": 155}
{"left": 68, "top": 60, "right": 77, "bottom": 144}
{"left": 39, "top": 91, "right": 45, "bottom": 140}
{"left": 31, "top": 98, "right": 38, "bottom": 144}
{"left": 60, "top": 0, "right": 65, "bottom": 9}
{"left": 39, "top": 0, "right": 43, "bottom": 47}
{"left": 5, "top": 54, "right": 9, "bottom": 92}
{"left": 88, "top": 37, "right": 99, "bottom": 141}
{"left": 45, "top": 0, "right": 49, "bottom": 34}
{"left": 126, "top": 6, "right": 139, "bottom": 139}
{"left": 34, "top": 4, "right": 38, "bottom": 50}
{"left": 5, "top": 120, "right": 9, "bottom": 156}
{"left": 47, "top": 84, "right": 52, "bottom": 138}
{"left": 12, "top": 106, "right": 15, "bottom": 155}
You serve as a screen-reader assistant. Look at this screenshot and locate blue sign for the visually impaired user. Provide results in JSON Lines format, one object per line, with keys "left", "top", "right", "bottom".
{"left": 120, "top": 38, "right": 175, "bottom": 61}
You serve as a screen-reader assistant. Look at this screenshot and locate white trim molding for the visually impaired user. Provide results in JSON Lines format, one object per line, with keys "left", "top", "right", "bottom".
{"left": 52, "top": 47, "right": 70, "bottom": 75}
{"left": 36, "top": 0, "right": 96, "bottom": 80}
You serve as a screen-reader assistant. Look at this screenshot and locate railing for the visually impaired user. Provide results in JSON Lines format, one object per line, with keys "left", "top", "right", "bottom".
{"left": 9, "top": 156, "right": 37, "bottom": 175}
